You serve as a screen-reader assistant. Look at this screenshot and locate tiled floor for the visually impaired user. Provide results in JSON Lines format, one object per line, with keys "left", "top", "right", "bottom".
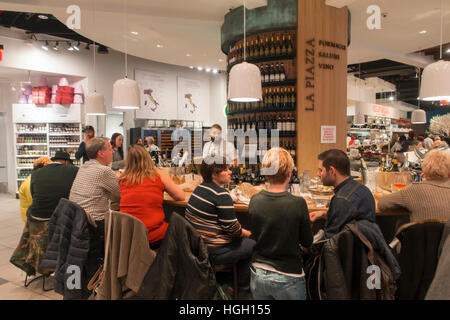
{"left": 0, "top": 193, "right": 62, "bottom": 300}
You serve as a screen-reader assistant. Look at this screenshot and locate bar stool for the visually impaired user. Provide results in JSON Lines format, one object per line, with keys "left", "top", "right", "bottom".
{"left": 213, "top": 263, "right": 239, "bottom": 300}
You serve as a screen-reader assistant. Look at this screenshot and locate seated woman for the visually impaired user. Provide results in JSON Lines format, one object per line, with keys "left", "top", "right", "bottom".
{"left": 248, "top": 147, "right": 313, "bottom": 300}
{"left": 378, "top": 149, "right": 450, "bottom": 222}
{"left": 185, "top": 157, "right": 255, "bottom": 290}
{"left": 111, "top": 133, "right": 125, "bottom": 170}
{"left": 118, "top": 144, "right": 185, "bottom": 249}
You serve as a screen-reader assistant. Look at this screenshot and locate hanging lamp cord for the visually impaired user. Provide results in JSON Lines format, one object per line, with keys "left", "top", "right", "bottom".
{"left": 243, "top": 0, "right": 246, "bottom": 61}
{"left": 93, "top": 0, "right": 97, "bottom": 92}
{"left": 439, "top": 0, "right": 443, "bottom": 60}
{"left": 124, "top": 0, "right": 128, "bottom": 78}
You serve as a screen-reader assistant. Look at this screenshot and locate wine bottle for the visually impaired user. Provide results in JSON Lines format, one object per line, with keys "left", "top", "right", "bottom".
{"left": 260, "top": 64, "right": 266, "bottom": 83}
{"left": 280, "top": 62, "right": 286, "bottom": 81}
{"left": 287, "top": 34, "right": 293, "bottom": 55}
{"left": 254, "top": 38, "right": 260, "bottom": 59}
{"left": 269, "top": 64, "right": 275, "bottom": 83}
{"left": 249, "top": 40, "right": 254, "bottom": 59}
{"left": 259, "top": 37, "right": 265, "bottom": 57}
{"left": 275, "top": 87, "right": 281, "bottom": 110}
{"left": 275, "top": 35, "right": 281, "bottom": 56}
{"left": 281, "top": 34, "right": 287, "bottom": 56}
{"left": 264, "top": 64, "right": 270, "bottom": 83}
{"left": 291, "top": 87, "right": 296, "bottom": 109}
{"left": 274, "top": 63, "right": 280, "bottom": 82}
{"left": 264, "top": 36, "right": 270, "bottom": 57}
{"left": 270, "top": 35, "right": 276, "bottom": 57}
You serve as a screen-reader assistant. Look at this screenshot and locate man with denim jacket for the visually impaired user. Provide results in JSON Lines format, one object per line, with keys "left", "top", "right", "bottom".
{"left": 310, "top": 149, "right": 376, "bottom": 239}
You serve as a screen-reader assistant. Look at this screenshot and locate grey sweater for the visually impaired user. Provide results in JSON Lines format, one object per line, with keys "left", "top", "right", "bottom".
{"left": 378, "top": 179, "right": 450, "bottom": 222}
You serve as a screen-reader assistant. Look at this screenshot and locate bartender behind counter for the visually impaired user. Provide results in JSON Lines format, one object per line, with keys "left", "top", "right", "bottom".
{"left": 202, "top": 124, "right": 237, "bottom": 165}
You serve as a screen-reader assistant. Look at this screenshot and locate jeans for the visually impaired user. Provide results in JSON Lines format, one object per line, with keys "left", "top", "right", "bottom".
{"left": 208, "top": 238, "right": 256, "bottom": 288}
{"left": 250, "top": 266, "right": 307, "bottom": 300}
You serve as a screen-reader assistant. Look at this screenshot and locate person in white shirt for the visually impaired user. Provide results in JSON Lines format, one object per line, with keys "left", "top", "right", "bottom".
{"left": 202, "top": 124, "right": 237, "bottom": 165}
{"left": 145, "top": 136, "right": 160, "bottom": 153}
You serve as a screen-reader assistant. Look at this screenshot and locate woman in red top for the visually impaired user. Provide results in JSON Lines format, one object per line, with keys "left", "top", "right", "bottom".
{"left": 118, "top": 145, "right": 185, "bottom": 249}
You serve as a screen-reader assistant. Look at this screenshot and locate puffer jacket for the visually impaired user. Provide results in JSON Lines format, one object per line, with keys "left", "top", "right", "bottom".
{"left": 316, "top": 222, "right": 397, "bottom": 300}
{"left": 135, "top": 212, "right": 216, "bottom": 300}
{"left": 39, "top": 198, "right": 103, "bottom": 300}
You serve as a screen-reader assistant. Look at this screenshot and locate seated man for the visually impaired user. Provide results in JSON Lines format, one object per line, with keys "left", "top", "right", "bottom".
{"left": 28, "top": 151, "right": 79, "bottom": 221}
{"left": 69, "top": 137, "right": 120, "bottom": 234}
{"left": 310, "top": 149, "right": 376, "bottom": 239}
{"left": 10, "top": 151, "right": 78, "bottom": 276}
{"left": 185, "top": 157, "right": 254, "bottom": 290}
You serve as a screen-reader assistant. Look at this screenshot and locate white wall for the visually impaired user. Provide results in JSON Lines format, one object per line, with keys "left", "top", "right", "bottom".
{"left": 0, "top": 34, "right": 227, "bottom": 194}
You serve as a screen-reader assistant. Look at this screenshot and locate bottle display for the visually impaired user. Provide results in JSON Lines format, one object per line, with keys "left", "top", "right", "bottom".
{"left": 226, "top": 29, "right": 297, "bottom": 168}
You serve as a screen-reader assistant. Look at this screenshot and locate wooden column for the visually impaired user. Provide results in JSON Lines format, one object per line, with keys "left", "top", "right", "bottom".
{"left": 296, "top": 0, "right": 348, "bottom": 174}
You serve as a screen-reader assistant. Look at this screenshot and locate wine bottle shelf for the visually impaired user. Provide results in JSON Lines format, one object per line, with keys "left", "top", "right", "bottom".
{"left": 227, "top": 107, "right": 296, "bottom": 116}
{"left": 227, "top": 54, "right": 296, "bottom": 73}
{"left": 262, "top": 79, "right": 296, "bottom": 88}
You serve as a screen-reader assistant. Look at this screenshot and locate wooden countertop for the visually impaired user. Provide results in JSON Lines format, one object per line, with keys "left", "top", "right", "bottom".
{"left": 163, "top": 191, "right": 409, "bottom": 216}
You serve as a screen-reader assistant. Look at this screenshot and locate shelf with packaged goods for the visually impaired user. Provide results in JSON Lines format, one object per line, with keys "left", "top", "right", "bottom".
{"left": 16, "top": 143, "right": 47, "bottom": 146}
{"left": 16, "top": 166, "right": 34, "bottom": 170}
{"left": 48, "top": 133, "right": 81, "bottom": 136}
{"left": 16, "top": 155, "right": 48, "bottom": 157}
{"left": 48, "top": 145, "right": 80, "bottom": 148}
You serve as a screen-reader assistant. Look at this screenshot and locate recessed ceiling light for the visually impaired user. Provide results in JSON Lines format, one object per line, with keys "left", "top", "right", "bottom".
{"left": 131, "top": 31, "right": 138, "bottom": 35}
{"left": 189, "top": 66, "right": 194, "bottom": 69}
{"left": 218, "top": 59, "right": 224, "bottom": 62}
{"left": 212, "top": 69, "right": 218, "bottom": 74}
{"left": 197, "top": 66, "right": 203, "bottom": 71}
{"left": 205, "top": 68, "right": 211, "bottom": 72}
{"left": 156, "top": 44, "right": 163, "bottom": 48}
{"left": 446, "top": 48, "right": 450, "bottom": 53}
{"left": 419, "top": 30, "right": 427, "bottom": 34}
{"left": 186, "top": 53, "right": 192, "bottom": 57}
{"left": 389, "top": 96, "right": 394, "bottom": 101}
{"left": 37, "top": 14, "right": 48, "bottom": 20}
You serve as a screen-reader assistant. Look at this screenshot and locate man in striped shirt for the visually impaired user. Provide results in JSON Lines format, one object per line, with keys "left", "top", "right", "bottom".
{"left": 185, "top": 157, "right": 255, "bottom": 290}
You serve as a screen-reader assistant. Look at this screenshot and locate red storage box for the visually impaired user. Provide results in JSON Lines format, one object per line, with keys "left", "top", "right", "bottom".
{"left": 31, "top": 87, "right": 52, "bottom": 104}
{"left": 55, "top": 86, "right": 75, "bottom": 104}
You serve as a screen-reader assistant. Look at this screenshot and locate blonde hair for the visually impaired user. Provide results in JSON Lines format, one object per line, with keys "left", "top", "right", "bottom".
{"left": 261, "top": 147, "right": 294, "bottom": 184}
{"left": 118, "top": 144, "right": 159, "bottom": 186}
{"left": 422, "top": 150, "right": 450, "bottom": 180}
{"left": 33, "top": 157, "right": 51, "bottom": 169}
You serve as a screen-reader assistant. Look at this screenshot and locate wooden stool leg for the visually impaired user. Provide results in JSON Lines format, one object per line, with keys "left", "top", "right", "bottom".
{"left": 233, "top": 263, "right": 239, "bottom": 300}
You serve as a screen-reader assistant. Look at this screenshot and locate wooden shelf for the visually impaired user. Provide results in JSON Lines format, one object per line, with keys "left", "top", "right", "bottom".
{"left": 227, "top": 54, "right": 296, "bottom": 72}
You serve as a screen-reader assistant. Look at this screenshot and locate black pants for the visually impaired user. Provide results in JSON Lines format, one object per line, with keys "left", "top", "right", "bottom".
{"left": 208, "top": 238, "right": 256, "bottom": 288}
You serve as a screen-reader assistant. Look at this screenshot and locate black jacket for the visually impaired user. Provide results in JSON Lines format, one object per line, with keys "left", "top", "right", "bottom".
{"left": 395, "top": 221, "right": 445, "bottom": 300}
{"left": 39, "top": 198, "right": 103, "bottom": 300}
{"left": 314, "top": 222, "right": 397, "bottom": 300}
{"left": 75, "top": 141, "right": 89, "bottom": 163}
{"left": 136, "top": 212, "right": 216, "bottom": 300}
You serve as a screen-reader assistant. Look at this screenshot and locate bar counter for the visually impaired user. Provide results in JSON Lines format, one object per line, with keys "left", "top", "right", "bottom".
{"left": 163, "top": 191, "right": 410, "bottom": 242}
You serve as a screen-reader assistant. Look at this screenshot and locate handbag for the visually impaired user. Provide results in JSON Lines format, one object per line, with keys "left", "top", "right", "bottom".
{"left": 87, "top": 210, "right": 112, "bottom": 294}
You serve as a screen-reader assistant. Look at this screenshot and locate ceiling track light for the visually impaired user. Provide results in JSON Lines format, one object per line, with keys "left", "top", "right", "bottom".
{"left": 41, "top": 40, "right": 49, "bottom": 51}
{"left": 52, "top": 41, "right": 59, "bottom": 51}
{"left": 73, "top": 41, "right": 80, "bottom": 51}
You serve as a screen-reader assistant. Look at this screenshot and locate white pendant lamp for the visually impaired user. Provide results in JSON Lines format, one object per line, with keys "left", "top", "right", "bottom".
{"left": 227, "top": 0, "right": 262, "bottom": 102}
{"left": 420, "top": 0, "right": 450, "bottom": 101}
{"left": 86, "top": 0, "right": 106, "bottom": 116}
{"left": 85, "top": 92, "right": 106, "bottom": 115}
{"left": 411, "top": 109, "right": 426, "bottom": 124}
{"left": 112, "top": 0, "right": 140, "bottom": 110}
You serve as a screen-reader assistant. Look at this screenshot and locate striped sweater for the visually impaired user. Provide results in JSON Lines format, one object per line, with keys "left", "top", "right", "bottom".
{"left": 185, "top": 182, "right": 242, "bottom": 247}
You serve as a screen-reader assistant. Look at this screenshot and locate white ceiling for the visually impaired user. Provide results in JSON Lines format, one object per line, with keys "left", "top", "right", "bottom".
{"left": 0, "top": 0, "right": 449, "bottom": 70}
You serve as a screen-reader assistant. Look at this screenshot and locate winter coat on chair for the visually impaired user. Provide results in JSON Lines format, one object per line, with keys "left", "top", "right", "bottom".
{"left": 39, "top": 198, "right": 103, "bottom": 300}
{"left": 392, "top": 219, "right": 446, "bottom": 300}
{"left": 93, "top": 211, "right": 157, "bottom": 300}
{"left": 136, "top": 212, "right": 217, "bottom": 300}
{"left": 310, "top": 221, "right": 398, "bottom": 300}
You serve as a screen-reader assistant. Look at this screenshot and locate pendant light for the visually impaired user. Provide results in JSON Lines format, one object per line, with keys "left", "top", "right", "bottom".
{"left": 112, "top": 0, "right": 141, "bottom": 110}
{"left": 412, "top": 68, "right": 427, "bottom": 124}
{"left": 86, "top": 0, "right": 106, "bottom": 115}
{"left": 420, "top": 0, "right": 450, "bottom": 101}
{"left": 227, "top": 0, "right": 262, "bottom": 102}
